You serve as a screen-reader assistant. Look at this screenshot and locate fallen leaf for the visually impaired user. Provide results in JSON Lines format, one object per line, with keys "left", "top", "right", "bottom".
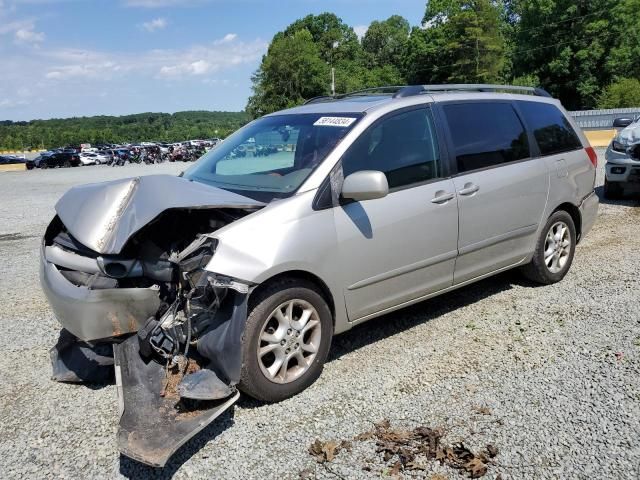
{"left": 340, "top": 440, "right": 353, "bottom": 452}
{"left": 472, "top": 406, "right": 492, "bottom": 416}
{"left": 389, "top": 460, "right": 402, "bottom": 477}
{"left": 354, "top": 431, "right": 374, "bottom": 441}
{"left": 464, "top": 458, "right": 487, "bottom": 478}
{"left": 430, "top": 475, "right": 448, "bottom": 480}
{"left": 485, "top": 444, "right": 499, "bottom": 458}
{"left": 308, "top": 439, "right": 341, "bottom": 463}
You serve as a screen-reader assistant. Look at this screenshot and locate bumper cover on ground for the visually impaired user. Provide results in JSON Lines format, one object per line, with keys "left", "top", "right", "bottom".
{"left": 114, "top": 336, "right": 239, "bottom": 467}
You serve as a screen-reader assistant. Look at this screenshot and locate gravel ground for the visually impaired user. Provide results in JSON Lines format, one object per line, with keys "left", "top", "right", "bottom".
{"left": 0, "top": 153, "right": 639, "bottom": 479}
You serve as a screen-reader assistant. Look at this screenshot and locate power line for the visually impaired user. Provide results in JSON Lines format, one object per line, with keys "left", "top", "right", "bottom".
{"left": 415, "top": 31, "right": 615, "bottom": 77}
{"left": 512, "top": 6, "right": 612, "bottom": 37}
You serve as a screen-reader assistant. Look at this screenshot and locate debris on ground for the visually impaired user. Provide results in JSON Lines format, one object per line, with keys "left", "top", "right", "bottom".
{"left": 305, "top": 419, "right": 499, "bottom": 478}
{"left": 472, "top": 406, "right": 492, "bottom": 416}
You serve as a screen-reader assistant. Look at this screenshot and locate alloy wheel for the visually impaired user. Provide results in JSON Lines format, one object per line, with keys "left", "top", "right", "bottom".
{"left": 257, "top": 299, "right": 322, "bottom": 384}
{"left": 544, "top": 221, "right": 571, "bottom": 274}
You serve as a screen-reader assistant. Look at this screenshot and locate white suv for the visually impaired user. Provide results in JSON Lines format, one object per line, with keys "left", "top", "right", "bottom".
{"left": 604, "top": 116, "right": 640, "bottom": 198}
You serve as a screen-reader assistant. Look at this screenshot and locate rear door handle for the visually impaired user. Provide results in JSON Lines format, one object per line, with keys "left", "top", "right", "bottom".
{"left": 431, "top": 191, "right": 455, "bottom": 204}
{"left": 458, "top": 183, "right": 480, "bottom": 196}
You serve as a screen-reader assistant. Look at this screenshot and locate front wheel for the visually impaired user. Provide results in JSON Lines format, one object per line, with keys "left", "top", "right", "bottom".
{"left": 239, "top": 279, "right": 333, "bottom": 402}
{"left": 521, "top": 210, "right": 576, "bottom": 285}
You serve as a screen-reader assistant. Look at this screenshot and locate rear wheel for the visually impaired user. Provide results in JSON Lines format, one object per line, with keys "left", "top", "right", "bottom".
{"left": 604, "top": 179, "right": 623, "bottom": 199}
{"left": 63, "top": 160, "right": 71, "bottom": 168}
{"left": 239, "top": 279, "right": 333, "bottom": 402}
{"left": 521, "top": 210, "right": 576, "bottom": 285}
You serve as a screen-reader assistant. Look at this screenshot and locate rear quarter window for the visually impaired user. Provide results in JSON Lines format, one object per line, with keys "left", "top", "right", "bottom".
{"left": 517, "top": 101, "right": 582, "bottom": 156}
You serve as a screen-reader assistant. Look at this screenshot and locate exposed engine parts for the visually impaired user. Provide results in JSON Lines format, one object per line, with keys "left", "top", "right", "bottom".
{"left": 47, "top": 207, "right": 254, "bottom": 394}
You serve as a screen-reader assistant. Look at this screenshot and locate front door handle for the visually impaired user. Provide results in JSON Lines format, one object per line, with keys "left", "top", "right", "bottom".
{"left": 431, "top": 191, "right": 455, "bottom": 204}
{"left": 458, "top": 183, "right": 480, "bottom": 196}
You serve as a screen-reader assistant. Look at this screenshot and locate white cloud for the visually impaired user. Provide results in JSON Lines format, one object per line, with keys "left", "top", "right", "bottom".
{"left": 216, "top": 33, "right": 237, "bottom": 44}
{"left": 140, "top": 17, "right": 167, "bottom": 32}
{"left": 14, "top": 26, "right": 44, "bottom": 43}
{"left": 40, "top": 34, "right": 266, "bottom": 81}
{"left": 160, "top": 59, "right": 211, "bottom": 77}
{"left": 353, "top": 25, "right": 368, "bottom": 40}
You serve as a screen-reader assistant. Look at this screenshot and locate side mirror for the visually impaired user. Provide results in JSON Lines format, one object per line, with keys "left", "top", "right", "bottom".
{"left": 341, "top": 170, "right": 389, "bottom": 202}
{"left": 613, "top": 117, "right": 634, "bottom": 129}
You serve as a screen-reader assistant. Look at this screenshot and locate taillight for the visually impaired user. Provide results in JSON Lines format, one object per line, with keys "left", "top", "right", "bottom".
{"left": 585, "top": 146, "right": 597, "bottom": 168}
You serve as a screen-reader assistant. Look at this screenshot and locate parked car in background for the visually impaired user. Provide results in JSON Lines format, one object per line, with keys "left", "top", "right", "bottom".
{"left": 0, "top": 155, "right": 26, "bottom": 165}
{"left": 41, "top": 151, "right": 81, "bottom": 168}
{"left": 79, "top": 151, "right": 109, "bottom": 165}
{"left": 25, "top": 152, "right": 54, "bottom": 169}
{"left": 604, "top": 117, "right": 640, "bottom": 198}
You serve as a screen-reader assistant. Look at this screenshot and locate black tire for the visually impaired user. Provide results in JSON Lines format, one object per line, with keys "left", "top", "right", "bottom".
{"left": 40, "top": 160, "right": 48, "bottom": 169}
{"left": 521, "top": 210, "right": 576, "bottom": 285}
{"left": 604, "top": 179, "right": 623, "bottom": 199}
{"left": 239, "top": 278, "right": 333, "bottom": 402}
{"left": 63, "top": 160, "right": 71, "bottom": 168}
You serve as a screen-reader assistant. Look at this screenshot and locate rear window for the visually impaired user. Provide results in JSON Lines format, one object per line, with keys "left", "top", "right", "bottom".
{"left": 517, "top": 101, "right": 582, "bottom": 156}
{"left": 442, "top": 102, "right": 530, "bottom": 173}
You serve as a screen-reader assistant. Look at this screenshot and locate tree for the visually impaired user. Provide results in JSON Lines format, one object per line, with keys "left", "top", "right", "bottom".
{"left": 404, "top": 0, "right": 505, "bottom": 85}
{"left": 511, "top": 0, "right": 617, "bottom": 110}
{"left": 246, "top": 29, "right": 329, "bottom": 118}
{"left": 281, "top": 13, "right": 361, "bottom": 64}
{"left": 597, "top": 78, "right": 640, "bottom": 108}
{"left": 362, "top": 15, "right": 411, "bottom": 70}
{"left": 607, "top": 0, "right": 640, "bottom": 80}
{"left": 0, "top": 111, "right": 249, "bottom": 150}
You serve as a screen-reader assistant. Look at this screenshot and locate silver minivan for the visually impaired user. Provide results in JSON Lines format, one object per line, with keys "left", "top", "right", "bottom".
{"left": 40, "top": 84, "right": 599, "bottom": 466}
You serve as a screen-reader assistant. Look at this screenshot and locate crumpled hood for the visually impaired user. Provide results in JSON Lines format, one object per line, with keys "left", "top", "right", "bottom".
{"left": 619, "top": 121, "right": 640, "bottom": 144}
{"left": 55, "top": 174, "right": 264, "bottom": 254}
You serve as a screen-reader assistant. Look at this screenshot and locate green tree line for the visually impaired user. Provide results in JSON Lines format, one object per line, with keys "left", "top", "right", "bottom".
{"left": 248, "top": 0, "right": 640, "bottom": 117}
{"left": 0, "top": 111, "right": 250, "bottom": 151}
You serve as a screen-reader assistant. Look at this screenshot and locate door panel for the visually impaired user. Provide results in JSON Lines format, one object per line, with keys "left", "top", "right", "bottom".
{"left": 335, "top": 179, "right": 458, "bottom": 320}
{"left": 453, "top": 159, "right": 549, "bottom": 283}
{"left": 438, "top": 101, "right": 550, "bottom": 284}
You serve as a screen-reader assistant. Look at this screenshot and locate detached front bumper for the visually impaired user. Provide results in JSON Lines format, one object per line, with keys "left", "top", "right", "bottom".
{"left": 40, "top": 244, "right": 161, "bottom": 342}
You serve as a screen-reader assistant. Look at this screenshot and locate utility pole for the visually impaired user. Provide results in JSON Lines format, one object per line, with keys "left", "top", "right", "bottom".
{"left": 331, "top": 68, "right": 335, "bottom": 97}
{"left": 330, "top": 41, "right": 338, "bottom": 97}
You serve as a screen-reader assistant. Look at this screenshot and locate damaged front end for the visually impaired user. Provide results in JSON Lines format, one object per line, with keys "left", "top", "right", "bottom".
{"left": 41, "top": 174, "right": 263, "bottom": 466}
{"left": 116, "top": 235, "right": 250, "bottom": 467}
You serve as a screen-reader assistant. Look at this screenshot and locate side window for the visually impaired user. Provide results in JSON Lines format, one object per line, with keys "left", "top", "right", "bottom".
{"left": 517, "top": 101, "right": 582, "bottom": 156}
{"left": 443, "top": 102, "right": 530, "bottom": 173}
{"left": 341, "top": 108, "right": 441, "bottom": 189}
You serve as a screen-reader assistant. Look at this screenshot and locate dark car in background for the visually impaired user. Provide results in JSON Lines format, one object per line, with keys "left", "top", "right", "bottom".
{"left": 40, "top": 151, "right": 81, "bottom": 168}
{"left": 0, "top": 155, "right": 26, "bottom": 166}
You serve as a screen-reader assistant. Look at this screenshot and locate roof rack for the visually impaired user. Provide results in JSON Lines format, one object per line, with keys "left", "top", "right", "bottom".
{"left": 393, "top": 84, "right": 552, "bottom": 98}
{"left": 304, "top": 86, "right": 406, "bottom": 105}
{"left": 303, "top": 84, "right": 551, "bottom": 105}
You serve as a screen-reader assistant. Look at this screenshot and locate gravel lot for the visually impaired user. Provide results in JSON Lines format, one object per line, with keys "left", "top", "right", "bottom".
{"left": 0, "top": 153, "right": 639, "bottom": 479}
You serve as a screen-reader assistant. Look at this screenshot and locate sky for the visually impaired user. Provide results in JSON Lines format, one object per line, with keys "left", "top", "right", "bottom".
{"left": 0, "top": 0, "right": 425, "bottom": 121}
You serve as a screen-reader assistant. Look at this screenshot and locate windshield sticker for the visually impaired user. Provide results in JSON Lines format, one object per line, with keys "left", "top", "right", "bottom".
{"left": 313, "top": 117, "right": 357, "bottom": 127}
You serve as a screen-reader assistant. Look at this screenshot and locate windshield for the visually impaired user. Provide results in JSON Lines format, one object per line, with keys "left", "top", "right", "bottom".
{"left": 183, "top": 113, "right": 363, "bottom": 202}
